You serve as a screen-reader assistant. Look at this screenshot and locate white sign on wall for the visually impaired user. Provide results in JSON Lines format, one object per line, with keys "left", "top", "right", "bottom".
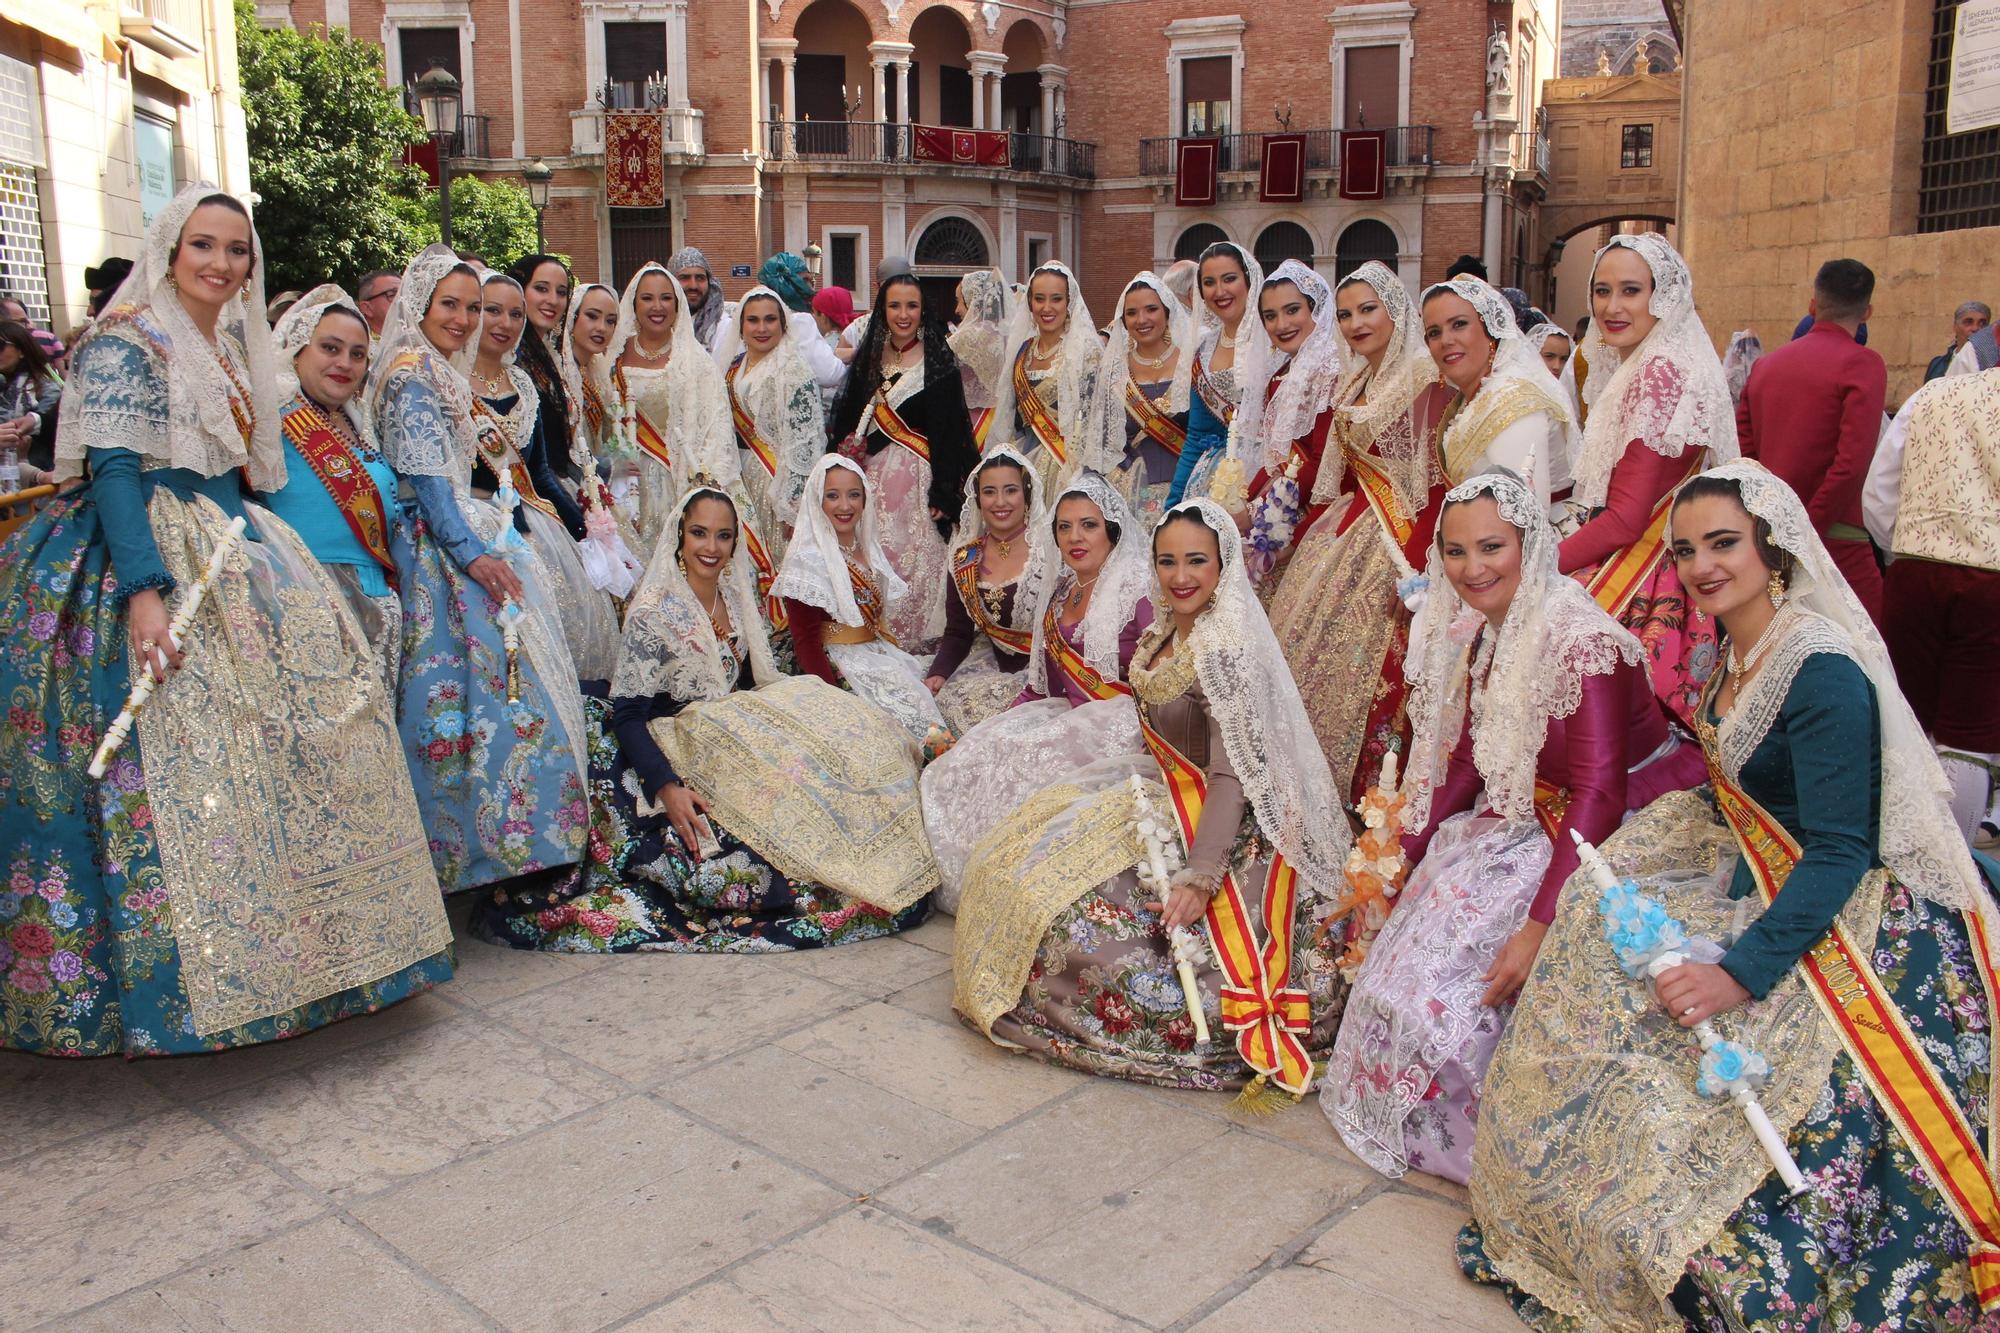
{"left": 1948, "top": 0, "right": 2000, "bottom": 135}
{"left": 135, "top": 113, "right": 176, "bottom": 230}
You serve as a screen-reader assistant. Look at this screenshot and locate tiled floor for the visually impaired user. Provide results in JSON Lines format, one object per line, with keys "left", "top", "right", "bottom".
{"left": 3, "top": 907, "right": 1523, "bottom": 1332}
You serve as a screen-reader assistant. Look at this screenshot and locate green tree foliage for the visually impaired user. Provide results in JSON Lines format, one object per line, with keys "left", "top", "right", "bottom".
{"left": 236, "top": 0, "right": 428, "bottom": 293}
{"left": 391, "top": 176, "right": 552, "bottom": 270}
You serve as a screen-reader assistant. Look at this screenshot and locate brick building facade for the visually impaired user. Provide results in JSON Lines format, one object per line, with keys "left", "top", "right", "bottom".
{"left": 265, "top": 0, "right": 1561, "bottom": 318}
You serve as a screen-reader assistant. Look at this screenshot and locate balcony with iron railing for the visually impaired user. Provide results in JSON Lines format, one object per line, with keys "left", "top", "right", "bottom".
{"left": 569, "top": 76, "right": 706, "bottom": 163}
{"left": 1136, "top": 126, "right": 1435, "bottom": 177}
{"left": 1512, "top": 128, "right": 1552, "bottom": 181}
{"left": 765, "top": 121, "right": 1096, "bottom": 182}
{"left": 119, "top": 0, "right": 205, "bottom": 58}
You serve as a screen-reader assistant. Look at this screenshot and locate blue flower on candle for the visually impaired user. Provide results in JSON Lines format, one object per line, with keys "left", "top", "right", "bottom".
{"left": 1698, "top": 1039, "right": 1770, "bottom": 1097}
{"left": 1598, "top": 880, "right": 1689, "bottom": 978}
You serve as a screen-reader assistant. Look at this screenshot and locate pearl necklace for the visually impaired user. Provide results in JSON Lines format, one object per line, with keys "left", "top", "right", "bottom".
{"left": 1032, "top": 332, "right": 1065, "bottom": 362}
{"left": 1130, "top": 340, "right": 1174, "bottom": 370}
{"left": 1724, "top": 602, "right": 1791, "bottom": 684}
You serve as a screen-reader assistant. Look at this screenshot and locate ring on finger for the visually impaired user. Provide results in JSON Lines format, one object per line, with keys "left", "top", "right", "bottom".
{"left": 1681, "top": 1005, "right": 1697, "bottom": 1017}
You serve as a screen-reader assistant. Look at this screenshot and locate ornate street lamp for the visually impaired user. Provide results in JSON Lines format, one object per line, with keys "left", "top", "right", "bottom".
{"left": 522, "top": 157, "right": 554, "bottom": 253}
{"left": 412, "top": 62, "right": 462, "bottom": 248}
{"left": 801, "top": 241, "right": 823, "bottom": 285}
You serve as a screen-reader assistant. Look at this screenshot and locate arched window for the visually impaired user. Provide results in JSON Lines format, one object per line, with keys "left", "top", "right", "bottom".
{"left": 1333, "top": 220, "right": 1399, "bottom": 281}
{"left": 914, "top": 215, "right": 990, "bottom": 267}
{"left": 1253, "top": 220, "right": 1314, "bottom": 270}
{"left": 1173, "top": 223, "right": 1229, "bottom": 261}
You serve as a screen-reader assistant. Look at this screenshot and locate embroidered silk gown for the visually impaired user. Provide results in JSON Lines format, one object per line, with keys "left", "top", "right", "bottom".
{"left": 1266, "top": 381, "right": 1450, "bottom": 805}
{"left": 858, "top": 362, "right": 967, "bottom": 651}
{"left": 1108, "top": 376, "right": 1187, "bottom": 525}
{"left": 0, "top": 315, "right": 451, "bottom": 1056}
{"left": 1457, "top": 646, "right": 2000, "bottom": 1331}
{"left": 379, "top": 355, "right": 590, "bottom": 894}
{"left": 1169, "top": 353, "right": 1239, "bottom": 504}
{"left": 925, "top": 534, "right": 1035, "bottom": 735}
{"left": 951, "top": 625, "right": 1345, "bottom": 1088}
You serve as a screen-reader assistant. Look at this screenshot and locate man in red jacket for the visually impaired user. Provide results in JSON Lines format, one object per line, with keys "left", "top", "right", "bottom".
{"left": 1736, "top": 258, "right": 1887, "bottom": 623}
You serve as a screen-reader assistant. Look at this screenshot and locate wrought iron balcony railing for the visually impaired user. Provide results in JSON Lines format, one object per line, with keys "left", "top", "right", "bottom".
{"left": 1136, "top": 126, "right": 1436, "bottom": 176}
{"left": 765, "top": 121, "right": 1096, "bottom": 181}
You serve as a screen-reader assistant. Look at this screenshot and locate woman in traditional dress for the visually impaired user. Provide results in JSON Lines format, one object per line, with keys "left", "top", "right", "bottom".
{"left": 1168, "top": 241, "right": 1267, "bottom": 504}
{"left": 467, "top": 271, "right": 621, "bottom": 683}
{"left": 258, "top": 284, "right": 407, "bottom": 696}
{"left": 953, "top": 498, "right": 1351, "bottom": 1093}
{"left": 506, "top": 253, "right": 584, "bottom": 484}
{"left": 826, "top": 273, "right": 978, "bottom": 650}
{"left": 922, "top": 444, "right": 1051, "bottom": 735}
{"left": 775, "top": 453, "right": 948, "bottom": 749}
{"left": 1559, "top": 234, "right": 1739, "bottom": 730}
{"left": 369, "top": 244, "right": 589, "bottom": 894}
{"left": 473, "top": 484, "right": 934, "bottom": 952}
{"left": 1086, "top": 272, "right": 1192, "bottom": 525}
{"left": 949, "top": 268, "right": 1011, "bottom": 451}
{"left": 1419, "top": 277, "right": 1571, "bottom": 504}
{"left": 597, "top": 262, "right": 737, "bottom": 560}
{"left": 1459, "top": 461, "right": 2000, "bottom": 1331}
{"left": 919, "top": 470, "right": 1155, "bottom": 910}
{"left": 1524, "top": 322, "right": 1580, "bottom": 508}
{"left": 0, "top": 186, "right": 451, "bottom": 1056}
{"left": 1265, "top": 261, "right": 1449, "bottom": 804}
{"left": 990, "top": 261, "right": 1102, "bottom": 488}
{"left": 1233, "top": 260, "right": 1345, "bottom": 586}
{"left": 554, "top": 280, "right": 643, "bottom": 599}
{"left": 565, "top": 281, "right": 619, "bottom": 460}
{"left": 712, "top": 284, "right": 823, "bottom": 568}
{"left": 1324, "top": 469, "right": 1703, "bottom": 1183}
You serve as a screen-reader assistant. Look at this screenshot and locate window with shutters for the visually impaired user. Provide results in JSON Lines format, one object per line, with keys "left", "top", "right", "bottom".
{"left": 611, "top": 210, "right": 672, "bottom": 292}
{"left": 0, "top": 55, "right": 48, "bottom": 332}
{"left": 1343, "top": 47, "right": 1399, "bottom": 129}
{"left": 1181, "top": 57, "right": 1232, "bottom": 136}
{"left": 604, "top": 22, "right": 667, "bottom": 109}
{"left": 1919, "top": 0, "right": 2000, "bottom": 232}
{"left": 1620, "top": 124, "right": 1653, "bottom": 169}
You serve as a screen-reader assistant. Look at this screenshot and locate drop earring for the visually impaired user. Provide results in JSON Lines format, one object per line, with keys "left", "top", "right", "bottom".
{"left": 1766, "top": 569, "right": 1786, "bottom": 608}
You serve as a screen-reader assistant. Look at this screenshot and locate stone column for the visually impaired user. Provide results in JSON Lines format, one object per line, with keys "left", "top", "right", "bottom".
{"left": 895, "top": 61, "right": 910, "bottom": 124}
{"left": 1038, "top": 76, "right": 1055, "bottom": 136}
{"left": 971, "top": 71, "right": 986, "bottom": 129}
{"left": 871, "top": 59, "right": 887, "bottom": 123}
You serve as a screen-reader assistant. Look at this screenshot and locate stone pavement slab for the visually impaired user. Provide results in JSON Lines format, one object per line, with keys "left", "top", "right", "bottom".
{"left": 7, "top": 920, "right": 1520, "bottom": 1333}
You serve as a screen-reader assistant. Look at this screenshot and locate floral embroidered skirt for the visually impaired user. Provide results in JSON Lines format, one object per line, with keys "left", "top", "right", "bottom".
{"left": 1458, "top": 879, "right": 2000, "bottom": 1332}
{"left": 472, "top": 698, "right": 927, "bottom": 953}
{"left": 397, "top": 515, "right": 590, "bottom": 893}
{"left": 0, "top": 491, "right": 451, "bottom": 1057}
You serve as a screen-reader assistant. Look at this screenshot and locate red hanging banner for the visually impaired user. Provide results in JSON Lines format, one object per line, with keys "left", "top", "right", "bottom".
{"left": 606, "top": 112, "right": 666, "bottom": 208}
{"left": 1174, "top": 137, "right": 1219, "bottom": 207}
{"left": 1338, "top": 129, "right": 1387, "bottom": 201}
{"left": 911, "top": 124, "right": 1009, "bottom": 167}
{"left": 1259, "top": 133, "right": 1306, "bottom": 203}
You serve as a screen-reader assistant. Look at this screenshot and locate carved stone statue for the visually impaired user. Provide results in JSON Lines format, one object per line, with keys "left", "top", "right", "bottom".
{"left": 1487, "top": 24, "right": 1514, "bottom": 97}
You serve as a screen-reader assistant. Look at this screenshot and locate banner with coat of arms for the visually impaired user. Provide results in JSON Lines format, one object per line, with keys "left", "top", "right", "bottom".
{"left": 911, "top": 124, "right": 1009, "bottom": 167}
{"left": 606, "top": 111, "right": 665, "bottom": 207}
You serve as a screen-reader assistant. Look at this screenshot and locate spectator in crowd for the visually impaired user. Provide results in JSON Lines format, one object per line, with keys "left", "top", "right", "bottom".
{"left": 0, "top": 296, "right": 63, "bottom": 361}
{"left": 355, "top": 268, "right": 401, "bottom": 337}
{"left": 1738, "top": 258, "right": 1888, "bottom": 623}
{"left": 1445, "top": 254, "right": 1488, "bottom": 282}
{"left": 0, "top": 320, "right": 60, "bottom": 477}
{"left": 667, "top": 246, "right": 725, "bottom": 348}
{"left": 266, "top": 290, "right": 305, "bottom": 325}
{"left": 84, "top": 257, "right": 133, "bottom": 318}
{"left": 1929, "top": 300, "right": 1993, "bottom": 381}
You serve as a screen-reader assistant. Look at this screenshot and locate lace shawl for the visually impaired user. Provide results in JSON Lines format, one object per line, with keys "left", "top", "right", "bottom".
{"left": 596, "top": 261, "right": 738, "bottom": 486}
{"left": 1084, "top": 272, "right": 1195, "bottom": 475}
{"left": 989, "top": 262, "right": 1102, "bottom": 465}
{"left": 54, "top": 183, "right": 284, "bottom": 489}
{"left": 615, "top": 485, "right": 782, "bottom": 703}
{"left": 1422, "top": 276, "right": 1577, "bottom": 499}
{"left": 1170, "top": 241, "right": 1265, "bottom": 428}
{"left": 771, "top": 453, "right": 907, "bottom": 627}
{"left": 1572, "top": 234, "right": 1739, "bottom": 509}
{"left": 1025, "top": 469, "right": 1154, "bottom": 695}
{"left": 928, "top": 442, "right": 1054, "bottom": 641}
{"left": 562, "top": 282, "right": 616, "bottom": 459}
{"left": 1402, "top": 470, "right": 1643, "bottom": 827}
{"left": 366, "top": 244, "right": 480, "bottom": 481}
{"left": 948, "top": 269, "right": 1013, "bottom": 406}
{"left": 1242, "top": 260, "right": 1343, "bottom": 477}
{"left": 1161, "top": 498, "right": 1354, "bottom": 898}
{"left": 1704, "top": 460, "right": 1989, "bottom": 915}
{"left": 1326, "top": 261, "right": 1439, "bottom": 462}
{"left": 713, "top": 285, "right": 826, "bottom": 523}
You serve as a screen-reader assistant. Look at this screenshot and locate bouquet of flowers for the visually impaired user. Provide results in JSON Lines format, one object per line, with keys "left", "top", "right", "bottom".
{"left": 1332, "top": 750, "right": 1409, "bottom": 982}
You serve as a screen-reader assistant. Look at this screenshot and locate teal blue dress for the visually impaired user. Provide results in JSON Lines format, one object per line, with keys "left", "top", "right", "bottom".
{"left": 1459, "top": 652, "right": 2000, "bottom": 1330}
{"left": 0, "top": 317, "right": 451, "bottom": 1057}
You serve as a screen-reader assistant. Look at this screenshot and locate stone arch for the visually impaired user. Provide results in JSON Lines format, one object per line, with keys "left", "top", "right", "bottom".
{"left": 911, "top": 207, "right": 996, "bottom": 267}
{"left": 1333, "top": 217, "right": 1401, "bottom": 280}
{"left": 1252, "top": 217, "right": 1318, "bottom": 270}
{"left": 1173, "top": 222, "right": 1232, "bottom": 260}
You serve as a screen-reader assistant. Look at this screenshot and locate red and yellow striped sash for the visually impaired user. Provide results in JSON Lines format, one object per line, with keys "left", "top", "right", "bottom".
{"left": 1125, "top": 380, "right": 1187, "bottom": 457}
{"left": 470, "top": 399, "right": 561, "bottom": 519}
{"left": 1140, "top": 712, "right": 1313, "bottom": 1095}
{"left": 741, "top": 522, "right": 786, "bottom": 632}
{"left": 972, "top": 406, "right": 997, "bottom": 451}
{"left": 1344, "top": 442, "right": 1417, "bottom": 549}
{"left": 280, "top": 399, "right": 399, "bottom": 592}
{"left": 1042, "top": 602, "right": 1132, "bottom": 701}
{"left": 1192, "top": 348, "right": 1235, "bottom": 426}
{"left": 1706, "top": 741, "right": 2000, "bottom": 1309}
{"left": 614, "top": 365, "right": 673, "bottom": 471}
{"left": 952, "top": 542, "right": 1034, "bottom": 655}
{"left": 871, "top": 393, "right": 932, "bottom": 462}
{"left": 726, "top": 365, "right": 778, "bottom": 480}
{"left": 1012, "top": 344, "right": 1067, "bottom": 465}
{"left": 1583, "top": 451, "right": 1705, "bottom": 620}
